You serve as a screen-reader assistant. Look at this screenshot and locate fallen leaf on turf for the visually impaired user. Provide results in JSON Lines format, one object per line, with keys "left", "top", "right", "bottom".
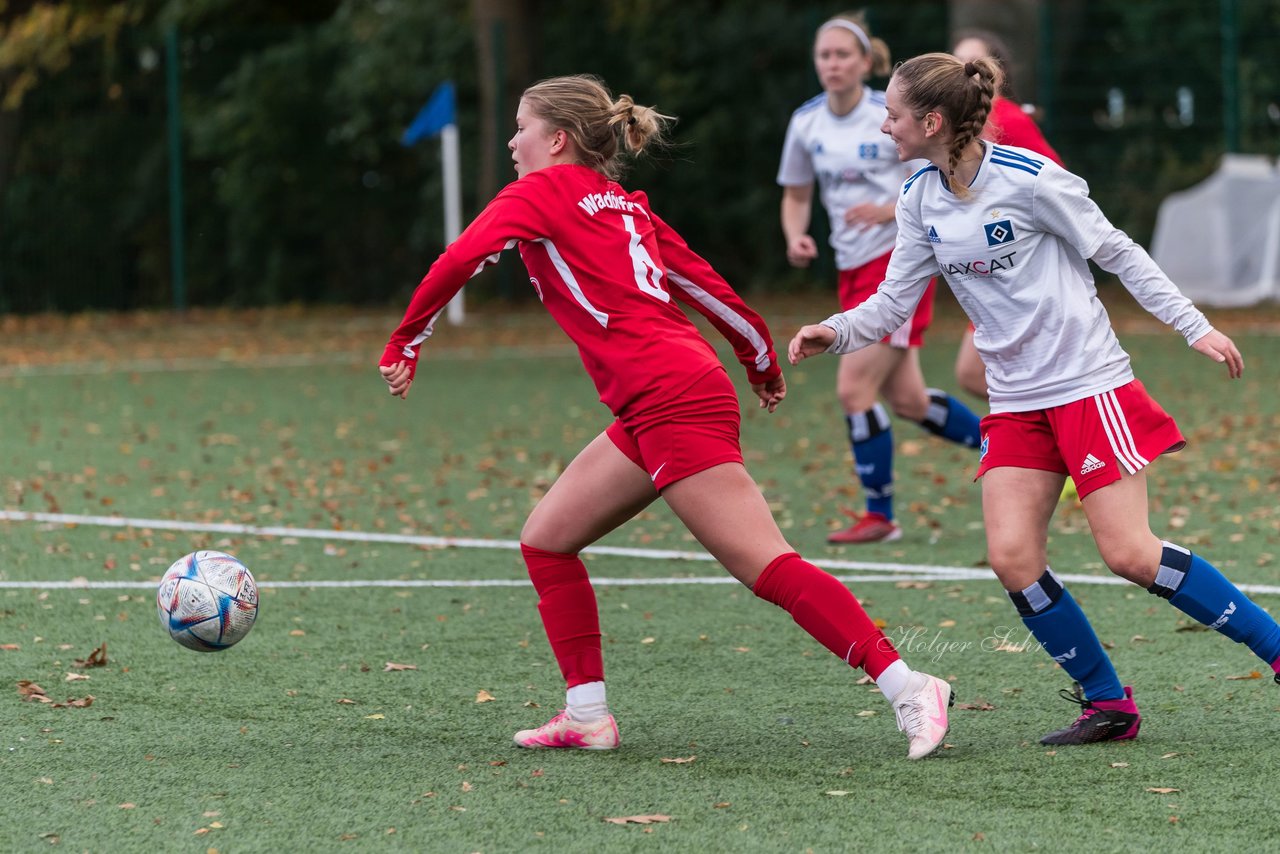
{"left": 1146, "top": 787, "right": 1180, "bottom": 794}
{"left": 957, "top": 702, "right": 995, "bottom": 711}
{"left": 364, "top": 714, "right": 385, "bottom": 720}
{"left": 1130, "top": 635, "right": 1151, "bottom": 643}
{"left": 713, "top": 802, "right": 731, "bottom": 809}
{"left": 872, "top": 618, "right": 887, "bottom": 629}
{"left": 289, "top": 630, "right": 306, "bottom": 636}
{"left": 65, "top": 673, "right": 90, "bottom": 682}
{"left": 1226, "top": 670, "right": 1262, "bottom": 681}
{"left": 118, "top": 803, "right": 136, "bottom": 809}
{"left": 73, "top": 643, "right": 108, "bottom": 668}
{"left": 1161, "top": 752, "right": 1181, "bottom": 759}
{"left": 895, "top": 581, "right": 932, "bottom": 589}
{"left": 383, "top": 662, "right": 417, "bottom": 672}
{"left": 18, "top": 681, "right": 50, "bottom": 701}
{"left": 973, "top": 833, "right": 986, "bottom": 842}
{"left": 825, "top": 791, "right": 852, "bottom": 797}
{"left": 641, "top": 637, "right": 656, "bottom": 644}
{"left": 475, "top": 690, "right": 496, "bottom": 703}
{"left": 856, "top": 710, "right": 876, "bottom": 717}
{"left": 336, "top": 698, "right": 356, "bottom": 705}
{"left": 938, "top": 619, "right": 956, "bottom": 628}
{"left": 660, "top": 756, "right": 695, "bottom": 764}
{"left": 17, "top": 680, "right": 93, "bottom": 708}
{"left": 194, "top": 828, "right": 210, "bottom": 835}
{"left": 1110, "top": 762, "right": 1129, "bottom": 768}
{"left": 604, "top": 815, "right": 670, "bottom": 825}
{"left": 992, "top": 639, "right": 1030, "bottom": 652}
{"left": 461, "top": 782, "right": 473, "bottom": 792}
{"left": 733, "top": 646, "right": 750, "bottom": 653}
{"left": 1, "top": 644, "right": 20, "bottom": 651}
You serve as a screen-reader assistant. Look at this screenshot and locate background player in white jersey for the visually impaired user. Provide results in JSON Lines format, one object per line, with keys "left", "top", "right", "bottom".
{"left": 778, "top": 12, "right": 981, "bottom": 545}
{"left": 789, "top": 53, "right": 1280, "bottom": 745}
{"left": 380, "top": 74, "right": 953, "bottom": 759}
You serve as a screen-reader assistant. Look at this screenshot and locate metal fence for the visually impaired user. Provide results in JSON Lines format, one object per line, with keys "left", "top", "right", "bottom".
{"left": 2, "top": 1, "right": 1277, "bottom": 313}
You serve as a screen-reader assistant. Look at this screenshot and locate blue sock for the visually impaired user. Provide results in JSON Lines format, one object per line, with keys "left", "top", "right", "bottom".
{"left": 847, "top": 405, "right": 894, "bottom": 519}
{"left": 918, "top": 388, "right": 981, "bottom": 448}
{"left": 1149, "top": 541, "right": 1280, "bottom": 666}
{"left": 1011, "top": 568, "right": 1125, "bottom": 701}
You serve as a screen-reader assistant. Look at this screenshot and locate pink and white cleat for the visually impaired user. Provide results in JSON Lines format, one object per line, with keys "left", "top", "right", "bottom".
{"left": 513, "top": 711, "right": 620, "bottom": 750}
{"left": 891, "top": 672, "right": 953, "bottom": 760}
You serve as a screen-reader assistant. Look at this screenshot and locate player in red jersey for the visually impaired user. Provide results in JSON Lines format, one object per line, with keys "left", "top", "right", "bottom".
{"left": 379, "top": 75, "right": 953, "bottom": 759}
{"left": 950, "top": 30, "right": 1065, "bottom": 402}
{"left": 950, "top": 32, "right": 1081, "bottom": 502}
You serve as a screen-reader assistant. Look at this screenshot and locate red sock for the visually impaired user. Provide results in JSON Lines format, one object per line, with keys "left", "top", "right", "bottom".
{"left": 752, "top": 552, "right": 900, "bottom": 679}
{"left": 521, "top": 544, "right": 604, "bottom": 688}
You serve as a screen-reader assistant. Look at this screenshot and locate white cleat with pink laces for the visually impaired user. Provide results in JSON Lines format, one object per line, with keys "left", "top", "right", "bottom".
{"left": 513, "top": 711, "right": 620, "bottom": 750}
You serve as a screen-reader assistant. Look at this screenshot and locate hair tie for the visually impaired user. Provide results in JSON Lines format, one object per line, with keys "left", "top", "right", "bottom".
{"left": 963, "top": 61, "right": 978, "bottom": 77}
{"left": 627, "top": 115, "right": 637, "bottom": 126}
{"left": 818, "top": 19, "right": 872, "bottom": 54}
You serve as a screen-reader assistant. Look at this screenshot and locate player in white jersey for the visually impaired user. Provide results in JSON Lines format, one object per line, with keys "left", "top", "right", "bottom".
{"left": 789, "top": 52, "right": 1280, "bottom": 745}
{"left": 777, "top": 12, "right": 981, "bottom": 545}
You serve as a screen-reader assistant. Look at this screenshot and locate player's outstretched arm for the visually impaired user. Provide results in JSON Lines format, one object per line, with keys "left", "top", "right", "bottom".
{"left": 787, "top": 324, "right": 836, "bottom": 365}
{"left": 1190, "top": 329, "right": 1244, "bottom": 379}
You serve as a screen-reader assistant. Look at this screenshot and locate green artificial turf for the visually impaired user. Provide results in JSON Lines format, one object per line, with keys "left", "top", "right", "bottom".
{"left": 3, "top": 297, "right": 1279, "bottom": 851}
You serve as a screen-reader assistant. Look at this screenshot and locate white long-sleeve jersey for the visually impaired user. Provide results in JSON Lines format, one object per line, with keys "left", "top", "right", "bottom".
{"left": 776, "top": 88, "right": 916, "bottom": 271}
{"left": 821, "top": 142, "right": 1213, "bottom": 412}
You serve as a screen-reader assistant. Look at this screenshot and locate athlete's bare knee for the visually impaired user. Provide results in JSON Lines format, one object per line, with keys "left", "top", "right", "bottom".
{"left": 1098, "top": 540, "right": 1159, "bottom": 586}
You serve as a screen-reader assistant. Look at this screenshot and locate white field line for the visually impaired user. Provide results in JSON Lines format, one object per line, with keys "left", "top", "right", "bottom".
{"left": 3, "top": 509, "right": 1278, "bottom": 595}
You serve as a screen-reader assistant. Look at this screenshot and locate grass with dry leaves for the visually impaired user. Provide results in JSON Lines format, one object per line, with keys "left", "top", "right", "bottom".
{"left": 3, "top": 292, "right": 1280, "bottom": 851}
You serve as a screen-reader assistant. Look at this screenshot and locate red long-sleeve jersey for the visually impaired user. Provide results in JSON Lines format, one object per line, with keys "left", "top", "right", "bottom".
{"left": 381, "top": 164, "right": 781, "bottom": 426}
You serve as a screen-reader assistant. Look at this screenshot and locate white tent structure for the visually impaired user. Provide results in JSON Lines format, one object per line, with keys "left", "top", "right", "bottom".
{"left": 1151, "top": 154, "right": 1280, "bottom": 307}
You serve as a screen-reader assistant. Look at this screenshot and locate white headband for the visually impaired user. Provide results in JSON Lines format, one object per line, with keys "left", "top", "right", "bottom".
{"left": 819, "top": 19, "right": 872, "bottom": 55}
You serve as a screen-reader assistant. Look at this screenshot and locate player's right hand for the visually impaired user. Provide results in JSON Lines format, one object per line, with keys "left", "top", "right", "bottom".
{"left": 787, "top": 324, "right": 836, "bottom": 365}
{"left": 785, "top": 235, "right": 819, "bottom": 268}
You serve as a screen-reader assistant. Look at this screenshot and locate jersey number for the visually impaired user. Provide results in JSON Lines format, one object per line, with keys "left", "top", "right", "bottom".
{"left": 622, "top": 214, "right": 670, "bottom": 303}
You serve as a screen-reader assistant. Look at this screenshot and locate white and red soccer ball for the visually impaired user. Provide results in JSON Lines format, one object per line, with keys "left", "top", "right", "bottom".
{"left": 156, "top": 550, "right": 259, "bottom": 651}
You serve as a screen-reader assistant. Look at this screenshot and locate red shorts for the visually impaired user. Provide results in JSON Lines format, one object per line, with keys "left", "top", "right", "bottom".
{"left": 838, "top": 250, "right": 936, "bottom": 348}
{"left": 606, "top": 368, "right": 744, "bottom": 492}
{"left": 975, "top": 379, "right": 1185, "bottom": 499}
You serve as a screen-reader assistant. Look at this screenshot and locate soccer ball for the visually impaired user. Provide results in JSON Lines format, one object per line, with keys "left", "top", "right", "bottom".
{"left": 156, "top": 551, "right": 259, "bottom": 652}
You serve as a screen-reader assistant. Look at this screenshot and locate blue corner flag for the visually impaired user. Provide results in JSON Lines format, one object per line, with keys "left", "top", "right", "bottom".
{"left": 402, "top": 81, "right": 456, "bottom": 146}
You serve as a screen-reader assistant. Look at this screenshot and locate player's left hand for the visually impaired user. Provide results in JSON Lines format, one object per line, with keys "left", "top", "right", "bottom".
{"left": 844, "top": 202, "right": 894, "bottom": 229}
{"left": 380, "top": 360, "right": 414, "bottom": 399}
{"left": 752, "top": 374, "right": 786, "bottom": 413}
{"left": 1191, "top": 329, "right": 1243, "bottom": 379}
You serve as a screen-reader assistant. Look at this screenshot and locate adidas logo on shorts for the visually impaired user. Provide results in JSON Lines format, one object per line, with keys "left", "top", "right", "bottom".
{"left": 1080, "top": 454, "right": 1106, "bottom": 475}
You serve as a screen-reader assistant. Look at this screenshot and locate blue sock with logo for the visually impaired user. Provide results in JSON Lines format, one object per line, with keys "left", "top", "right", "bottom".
{"left": 1011, "top": 568, "right": 1125, "bottom": 702}
{"left": 1148, "top": 541, "right": 1280, "bottom": 666}
{"left": 918, "top": 388, "right": 981, "bottom": 448}
{"left": 847, "top": 405, "right": 894, "bottom": 519}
